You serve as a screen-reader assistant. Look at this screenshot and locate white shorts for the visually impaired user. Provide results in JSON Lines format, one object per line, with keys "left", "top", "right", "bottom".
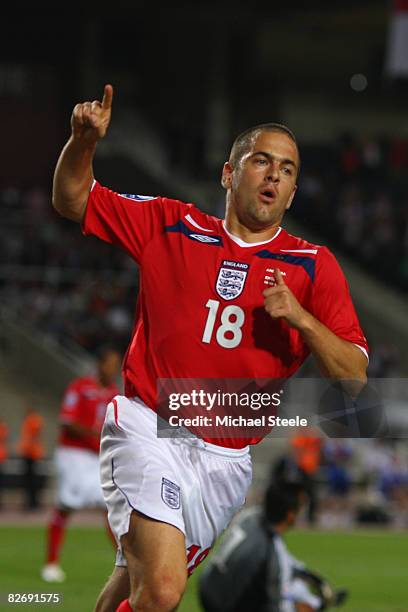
{"left": 100, "top": 396, "right": 252, "bottom": 574}
{"left": 284, "top": 579, "right": 321, "bottom": 611}
{"left": 55, "top": 446, "right": 106, "bottom": 510}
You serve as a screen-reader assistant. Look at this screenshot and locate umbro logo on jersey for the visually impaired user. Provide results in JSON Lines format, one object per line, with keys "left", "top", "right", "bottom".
{"left": 161, "top": 477, "right": 180, "bottom": 509}
{"left": 190, "top": 234, "right": 220, "bottom": 243}
{"left": 216, "top": 260, "right": 249, "bottom": 300}
{"left": 165, "top": 221, "right": 223, "bottom": 246}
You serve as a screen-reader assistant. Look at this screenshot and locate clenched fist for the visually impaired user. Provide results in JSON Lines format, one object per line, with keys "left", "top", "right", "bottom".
{"left": 71, "top": 84, "right": 113, "bottom": 146}
{"left": 263, "top": 268, "right": 309, "bottom": 330}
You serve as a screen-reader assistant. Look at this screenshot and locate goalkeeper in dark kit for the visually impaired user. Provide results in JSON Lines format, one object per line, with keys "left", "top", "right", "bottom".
{"left": 199, "top": 482, "right": 348, "bottom": 612}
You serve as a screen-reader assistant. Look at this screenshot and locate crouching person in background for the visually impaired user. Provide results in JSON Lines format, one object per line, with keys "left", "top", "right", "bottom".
{"left": 199, "top": 482, "right": 348, "bottom": 612}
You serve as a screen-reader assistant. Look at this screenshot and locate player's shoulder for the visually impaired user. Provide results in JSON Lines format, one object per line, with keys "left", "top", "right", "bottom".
{"left": 69, "top": 375, "right": 97, "bottom": 391}
{"left": 280, "top": 229, "right": 322, "bottom": 254}
{"left": 92, "top": 181, "right": 192, "bottom": 214}
{"left": 92, "top": 181, "right": 222, "bottom": 229}
{"left": 179, "top": 204, "right": 222, "bottom": 232}
{"left": 159, "top": 198, "right": 223, "bottom": 235}
{"left": 280, "top": 229, "right": 336, "bottom": 262}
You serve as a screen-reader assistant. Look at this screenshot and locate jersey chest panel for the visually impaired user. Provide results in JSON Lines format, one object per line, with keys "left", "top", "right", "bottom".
{"left": 139, "top": 230, "right": 313, "bottom": 377}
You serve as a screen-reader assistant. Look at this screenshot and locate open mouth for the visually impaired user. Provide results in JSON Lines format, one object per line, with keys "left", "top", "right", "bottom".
{"left": 258, "top": 189, "right": 276, "bottom": 203}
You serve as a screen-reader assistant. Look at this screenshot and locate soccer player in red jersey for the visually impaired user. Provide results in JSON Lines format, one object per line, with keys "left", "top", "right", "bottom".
{"left": 52, "top": 85, "right": 368, "bottom": 611}
{"left": 41, "top": 348, "right": 121, "bottom": 583}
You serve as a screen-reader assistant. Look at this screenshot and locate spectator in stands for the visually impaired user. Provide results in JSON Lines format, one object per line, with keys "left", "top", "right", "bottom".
{"left": 272, "top": 429, "right": 322, "bottom": 526}
{"left": 337, "top": 133, "right": 362, "bottom": 178}
{"left": 367, "top": 342, "right": 400, "bottom": 377}
{"left": 378, "top": 453, "right": 408, "bottom": 506}
{"left": 0, "top": 417, "right": 9, "bottom": 509}
{"left": 289, "top": 428, "right": 322, "bottom": 524}
{"left": 324, "top": 440, "right": 353, "bottom": 497}
{"left": 17, "top": 406, "right": 45, "bottom": 511}
{"left": 321, "top": 440, "right": 354, "bottom": 526}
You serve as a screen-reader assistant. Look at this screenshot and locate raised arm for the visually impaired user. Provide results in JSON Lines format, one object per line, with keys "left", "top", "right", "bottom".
{"left": 52, "top": 84, "right": 113, "bottom": 222}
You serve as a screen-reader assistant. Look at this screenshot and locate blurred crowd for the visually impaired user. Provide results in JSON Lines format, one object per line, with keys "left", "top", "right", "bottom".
{"left": 271, "top": 434, "right": 408, "bottom": 530}
{"left": 0, "top": 186, "right": 136, "bottom": 353}
{"left": 0, "top": 409, "right": 45, "bottom": 512}
{"left": 295, "top": 134, "right": 408, "bottom": 291}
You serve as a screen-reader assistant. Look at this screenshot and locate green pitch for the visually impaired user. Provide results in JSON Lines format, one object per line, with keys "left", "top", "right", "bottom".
{"left": 0, "top": 526, "right": 406, "bottom": 611}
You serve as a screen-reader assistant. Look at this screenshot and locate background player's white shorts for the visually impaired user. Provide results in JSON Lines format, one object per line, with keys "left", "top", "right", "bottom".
{"left": 100, "top": 396, "right": 252, "bottom": 573}
{"left": 283, "top": 579, "right": 322, "bottom": 611}
{"left": 55, "top": 446, "right": 106, "bottom": 510}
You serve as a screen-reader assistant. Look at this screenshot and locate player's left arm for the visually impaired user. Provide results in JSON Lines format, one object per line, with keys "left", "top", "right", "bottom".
{"left": 60, "top": 421, "right": 99, "bottom": 440}
{"left": 263, "top": 263, "right": 367, "bottom": 384}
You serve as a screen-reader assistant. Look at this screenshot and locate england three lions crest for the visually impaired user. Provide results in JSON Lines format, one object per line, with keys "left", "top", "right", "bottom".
{"left": 216, "top": 260, "right": 249, "bottom": 301}
{"left": 161, "top": 477, "right": 180, "bottom": 509}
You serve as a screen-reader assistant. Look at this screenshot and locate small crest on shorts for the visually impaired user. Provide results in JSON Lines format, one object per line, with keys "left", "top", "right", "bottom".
{"left": 216, "top": 260, "right": 249, "bottom": 301}
{"left": 161, "top": 477, "right": 180, "bottom": 509}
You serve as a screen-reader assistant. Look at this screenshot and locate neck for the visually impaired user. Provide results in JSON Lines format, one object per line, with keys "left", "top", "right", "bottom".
{"left": 224, "top": 199, "right": 281, "bottom": 244}
{"left": 225, "top": 216, "right": 280, "bottom": 243}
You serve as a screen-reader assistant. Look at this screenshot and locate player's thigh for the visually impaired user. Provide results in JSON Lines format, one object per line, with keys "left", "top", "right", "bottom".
{"left": 94, "top": 566, "right": 130, "bottom": 612}
{"left": 121, "top": 510, "right": 187, "bottom": 594}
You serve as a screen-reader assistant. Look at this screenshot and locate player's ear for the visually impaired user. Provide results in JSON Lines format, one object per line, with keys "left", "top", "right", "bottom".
{"left": 221, "top": 162, "right": 233, "bottom": 190}
{"left": 285, "top": 185, "right": 298, "bottom": 210}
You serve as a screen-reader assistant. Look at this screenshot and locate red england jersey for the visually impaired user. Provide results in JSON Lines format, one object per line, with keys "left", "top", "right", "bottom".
{"left": 82, "top": 182, "right": 368, "bottom": 448}
{"left": 59, "top": 375, "right": 119, "bottom": 453}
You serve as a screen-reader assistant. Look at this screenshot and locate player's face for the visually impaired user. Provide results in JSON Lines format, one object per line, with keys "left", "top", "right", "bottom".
{"left": 98, "top": 351, "right": 121, "bottom": 384}
{"left": 223, "top": 131, "right": 298, "bottom": 232}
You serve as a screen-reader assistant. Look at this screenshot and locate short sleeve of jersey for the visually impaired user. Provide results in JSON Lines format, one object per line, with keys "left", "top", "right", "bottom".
{"left": 311, "top": 247, "right": 368, "bottom": 356}
{"left": 82, "top": 181, "right": 191, "bottom": 263}
{"left": 59, "top": 381, "right": 81, "bottom": 424}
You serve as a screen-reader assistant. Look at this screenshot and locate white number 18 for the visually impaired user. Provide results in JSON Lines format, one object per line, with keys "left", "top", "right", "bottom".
{"left": 202, "top": 299, "right": 245, "bottom": 349}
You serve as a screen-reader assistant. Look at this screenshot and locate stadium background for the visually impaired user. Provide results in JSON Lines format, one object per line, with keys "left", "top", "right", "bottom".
{"left": 1, "top": 3, "right": 408, "bottom": 611}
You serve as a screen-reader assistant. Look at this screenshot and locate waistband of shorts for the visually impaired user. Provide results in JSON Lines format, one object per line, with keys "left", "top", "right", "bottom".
{"left": 199, "top": 439, "right": 250, "bottom": 458}
{"left": 128, "top": 396, "right": 250, "bottom": 459}
{"left": 170, "top": 435, "right": 250, "bottom": 459}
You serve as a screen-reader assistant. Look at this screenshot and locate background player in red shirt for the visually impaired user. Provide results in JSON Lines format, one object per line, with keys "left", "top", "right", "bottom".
{"left": 52, "top": 85, "right": 368, "bottom": 612}
{"left": 41, "top": 347, "right": 121, "bottom": 583}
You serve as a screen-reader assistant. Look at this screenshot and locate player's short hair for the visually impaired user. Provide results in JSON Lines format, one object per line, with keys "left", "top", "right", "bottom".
{"left": 229, "top": 123, "right": 300, "bottom": 175}
{"left": 264, "top": 482, "right": 303, "bottom": 524}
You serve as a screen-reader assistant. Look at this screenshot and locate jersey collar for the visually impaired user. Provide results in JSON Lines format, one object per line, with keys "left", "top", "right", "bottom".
{"left": 222, "top": 221, "right": 282, "bottom": 248}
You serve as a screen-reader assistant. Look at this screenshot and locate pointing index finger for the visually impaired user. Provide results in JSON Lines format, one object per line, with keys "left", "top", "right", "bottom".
{"left": 274, "top": 268, "right": 286, "bottom": 285}
{"left": 102, "top": 84, "right": 113, "bottom": 110}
